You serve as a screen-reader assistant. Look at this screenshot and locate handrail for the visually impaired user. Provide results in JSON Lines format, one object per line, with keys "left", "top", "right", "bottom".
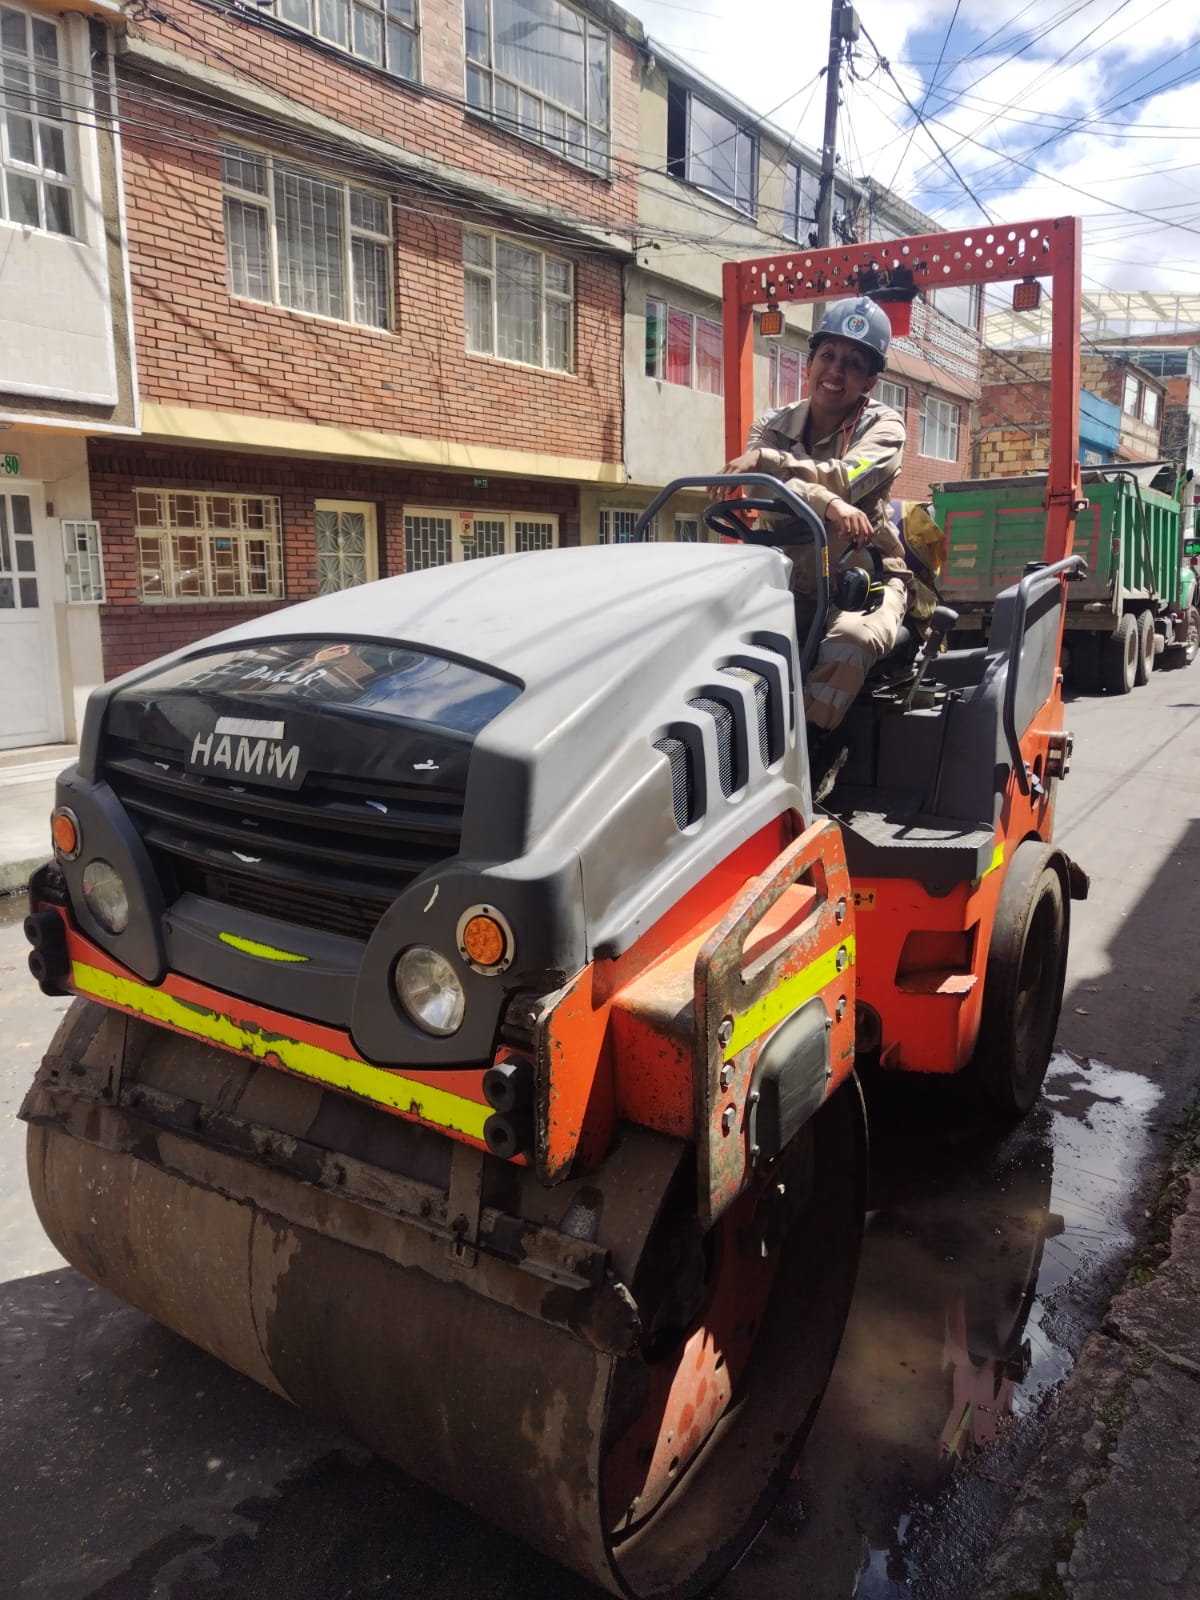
{"left": 1002, "top": 555, "right": 1087, "bottom": 794}
{"left": 631, "top": 475, "right": 830, "bottom": 677}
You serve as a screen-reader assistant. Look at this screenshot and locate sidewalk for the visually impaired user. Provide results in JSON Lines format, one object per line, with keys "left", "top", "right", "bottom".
{"left": 979, "top": 1114, "right": 1200, "bottom": 1600}
{"left": 0, "top": 744, "right": 75, "bottom": 895}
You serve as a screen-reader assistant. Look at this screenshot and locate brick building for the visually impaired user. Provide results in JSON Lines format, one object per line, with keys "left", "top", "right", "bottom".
{"left": 1089, "top": 335, "right": 1200, "bottom": 477}
{"left": 90, "top": 0, "right": 643, "bottom": 677}
{"left": 6, "top": 0, "right": 979, "bottom": 723}
{"left": 975, "top": 347, "right": 1165, "bottom": 478}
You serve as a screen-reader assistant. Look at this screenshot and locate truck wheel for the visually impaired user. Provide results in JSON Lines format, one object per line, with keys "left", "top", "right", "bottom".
{"left": 1134, "top": 609, "right": 1154, "bottom": 686}
{"left": 967, "top": 843, "right": 1068, "bottom": 1119}
{"left": 1101, "top": 614, "right": 1138, "bottom": 695}
{"left": 1068, "top": 634, "right": 1102, "bottom": 694}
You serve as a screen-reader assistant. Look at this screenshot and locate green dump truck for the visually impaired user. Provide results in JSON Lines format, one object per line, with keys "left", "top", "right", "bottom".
{"left": 932, "top": 466, "right": 1200, "bottom": 693}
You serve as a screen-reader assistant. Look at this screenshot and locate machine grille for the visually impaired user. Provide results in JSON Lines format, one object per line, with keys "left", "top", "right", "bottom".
{"left": 688, "top": 696, "right": 738, "bottom": 796}
{"left": 653, "top": 736, "right": 695, "bottom": 830}
{"left": 722, "top": 667, "right": 773, "bottom": 763}
{"left": 103, "top": 743, "right": 462, "bottom": 940}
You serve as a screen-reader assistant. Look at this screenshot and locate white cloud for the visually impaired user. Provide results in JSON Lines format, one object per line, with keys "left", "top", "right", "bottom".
{"left": 628, "top": 0, "right": 1200, "bottom": 288}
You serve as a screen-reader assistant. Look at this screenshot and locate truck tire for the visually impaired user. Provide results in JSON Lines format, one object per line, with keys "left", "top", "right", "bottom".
{"left": 1134, "top": 609, "right": 1154, "bottom": 686}
{"left": 1102, "top": 614, "right": 1138, "bottom": 695}
{"left": 966, "top": 842, "right": 1068, "bottom": 1119}
{"left": 1068, "top": 634, "right": 1102, "bottom": 694}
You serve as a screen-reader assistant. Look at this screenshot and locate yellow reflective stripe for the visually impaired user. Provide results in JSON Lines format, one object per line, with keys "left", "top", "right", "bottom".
{"left": 71, "top": 960, "right": 491, "bottom": 1142}
{"left": 845, "top": 457, "right": 873, "bottom": 483}
{"left": 982, "top": 842, "right": 1005, "bottom": 878}
{"left": 218, "top": 932, "right": 308, "bottom": 963}
{"left": 723, "top": 936, "right": 855, "bottom": 1061}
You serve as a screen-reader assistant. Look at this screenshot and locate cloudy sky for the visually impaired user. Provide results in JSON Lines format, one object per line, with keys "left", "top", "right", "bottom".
{"left": 627, "top": 0, "right": 1200, "bottom": 296}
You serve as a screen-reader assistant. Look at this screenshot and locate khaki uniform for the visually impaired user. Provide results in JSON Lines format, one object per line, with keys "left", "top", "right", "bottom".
{"left": 747, "top": 395, "right": 908, "bottom": 730}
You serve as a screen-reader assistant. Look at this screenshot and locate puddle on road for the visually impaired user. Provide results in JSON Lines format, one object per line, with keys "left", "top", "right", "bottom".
{"left": 719, "top": 1051, "right": 1160, "bottom": 1600}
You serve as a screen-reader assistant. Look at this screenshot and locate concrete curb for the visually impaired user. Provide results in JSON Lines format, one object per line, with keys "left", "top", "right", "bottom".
{"left": 978, "top": 1144, "right": 1200, "bottom": 1598}
{"left": 0, "top": 857, "right": 46, "bottom": 897}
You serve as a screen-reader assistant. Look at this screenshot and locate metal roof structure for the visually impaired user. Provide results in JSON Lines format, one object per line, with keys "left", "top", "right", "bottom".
{"left": 986, "top": 290, "right": 1200, "bottom": 348}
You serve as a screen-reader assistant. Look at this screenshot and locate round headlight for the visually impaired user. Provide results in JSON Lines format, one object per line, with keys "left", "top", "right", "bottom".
{"left": 81, "top": 859, "right": 130, "bottom": 934}
{"left": 394, "top": 946, "right": 465, "bottom": 1036}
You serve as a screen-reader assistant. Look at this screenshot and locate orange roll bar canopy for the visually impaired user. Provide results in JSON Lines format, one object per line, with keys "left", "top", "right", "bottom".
{"left": 721, "top": 217, "right": 1083, "bottom": 569}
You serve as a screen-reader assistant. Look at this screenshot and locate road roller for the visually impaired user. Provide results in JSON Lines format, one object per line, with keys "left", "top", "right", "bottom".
{"left": 21, "top": 218, "right": 1088, "bottom": 1597}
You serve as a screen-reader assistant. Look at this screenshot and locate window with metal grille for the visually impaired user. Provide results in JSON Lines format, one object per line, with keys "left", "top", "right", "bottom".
{"left": 222, "top": 147, "right": 392, "bottom": 330}
{"left": 266, "top": 0, "right": 417, "bottom": 80}
{"left": 514, "top": 518, "right": 555, "bottom": 551}
{"left": 62, "top": 519, "right": 105, "bottom": 603}
{"left": 465, "top": 0, "right": 609, "bottom": 175}
{"left": 405, "top": 508, "right": 558, "bottom": 567}
{"left": 134, "top": 491, "right": 283, "bottom": 602}
{"left": 404, "top": 511, "right": 453, "bottom": 571}
{"left": 0, "top": 3, "right": 74, "bottom": 236}
{"left": 599, "top": 508, "right": 655, "bottom": 543}
{"left": 464, "top": 228, "right": 573, "bottom": 372}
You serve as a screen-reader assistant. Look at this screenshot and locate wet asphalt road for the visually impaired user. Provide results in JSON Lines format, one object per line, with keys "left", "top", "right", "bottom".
{"left": 2, "top": 662, "right": 1200, "bottom": 1600}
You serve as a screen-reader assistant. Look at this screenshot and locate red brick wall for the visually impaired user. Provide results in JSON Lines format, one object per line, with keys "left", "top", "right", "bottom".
{"left": 127, "top": 0, "right": 640, "bottom": 235}
{"left": 885, "top": 383, "right": 975, "bottom": 501}
{"left": 90, "top": 440, "right": 581, "bottom": 676}
{"left": 120, "top": 96, "right": 624, "bottom": 462}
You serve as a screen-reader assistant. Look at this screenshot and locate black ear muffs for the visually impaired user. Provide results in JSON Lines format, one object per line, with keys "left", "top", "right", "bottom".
{"left": 832, "top": 545, "right": 885, "bottom": 613}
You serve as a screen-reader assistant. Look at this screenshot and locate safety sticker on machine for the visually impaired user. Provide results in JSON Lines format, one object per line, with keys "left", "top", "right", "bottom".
{"left": 70, "top": 960, "right": 491, "bottom": 1142}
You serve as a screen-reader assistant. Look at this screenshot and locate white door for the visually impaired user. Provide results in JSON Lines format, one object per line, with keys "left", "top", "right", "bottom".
{"left": 314, "top": 501, "right": 379, "bottom": 593}
{"left": 0, "top": 486, "right": 63, "bottom": 750}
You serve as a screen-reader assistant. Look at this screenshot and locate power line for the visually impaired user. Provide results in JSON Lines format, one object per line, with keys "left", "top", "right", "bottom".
{"left": 881, "top": 0, "right": 961, "bottom": 197}
{"left": 856, "top": 19, "right": 994, "bottom": 223}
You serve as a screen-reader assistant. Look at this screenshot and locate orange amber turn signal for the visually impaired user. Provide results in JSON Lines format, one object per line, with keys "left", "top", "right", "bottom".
{"left": 52, "top": 807, "right": 80, "bottom": 859}
{"left": 461, "top": 914, "right": 506, "bottom": 969}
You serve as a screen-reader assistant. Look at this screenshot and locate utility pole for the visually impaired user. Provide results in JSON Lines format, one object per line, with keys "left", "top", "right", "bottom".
{"left": 815, "top": 0, "right": 859, "bottom": 249}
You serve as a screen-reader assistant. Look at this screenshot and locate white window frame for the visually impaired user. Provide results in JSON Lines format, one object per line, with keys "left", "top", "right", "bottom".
{"left": 768, "top": 343, "right": 802, "bottom": 409}
{"left": 464, "top": 228, "right": 574, "bottom": 374}
{"left": 918, "top": 395, "right": 961, "bottom": 462}
{"left": 134, "top": 490, "right": 285, "bottom": 603}
{"left": 404, "top": 506, "right": 559, "bottom": 570}
{"left": 669, "top": 88, "right": 756, "bottom": 216}
{"left": 465, "top": 0, "right": 610, "bottom": 175}
{"left": 876, "top": 378, "right": 907, "bottom": 415}
{"left": 645, "top": 297, "right": 723, "bottom": 394}
{"left": 599, "top": 507, "right": 656, "bottom": 542}
{"left": 62, "top": 519, "right": 105, "bottom": 603}
{"left": 1122, "top": 373, "right": 1141, "bottom": 416}
{"left": 1143, "top": 387, "right": 1161, "bottom": 427}
{"left": 267, "top": 0, "right": 418, "bottom": 81}
{"left": 673, "top": 514, "right": 710, "bottom": 543}
{"left": 0, "top": 2, "right": 76, "bottom": 237}
{"left": 221, "top": 145, "right": 393, "bottom": 331}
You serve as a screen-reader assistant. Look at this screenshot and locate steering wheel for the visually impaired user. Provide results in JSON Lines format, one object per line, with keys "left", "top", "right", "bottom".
{"left": 629, "top": 473, "right": 831, "bottom": 676}
{"left": 702, "top": 494, "right": 820, "bottom": 547}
